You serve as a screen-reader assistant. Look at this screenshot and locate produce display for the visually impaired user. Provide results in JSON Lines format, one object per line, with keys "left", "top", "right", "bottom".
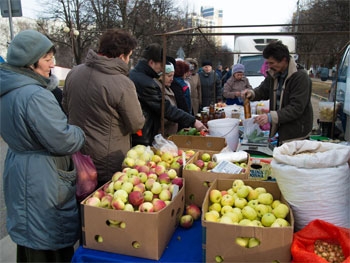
{"left": 83, "top": 144, "right": 191, "bottom": 213}
{"left": 177, "top": 127, "right": 208, "bottom": 136}
{"left": 184, "top": 152, "right": 247, "bottom": 174}
{"left": 204, "top": 179, "right": 290, "bottom": 227}
{"left": 314, "top": 240, "right": 345, "bottom": 263}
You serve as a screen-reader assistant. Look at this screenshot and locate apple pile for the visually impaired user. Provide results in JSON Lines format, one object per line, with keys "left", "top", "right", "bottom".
{"left": 184, "top": 152, "right": 247, "bottom": 173}
{"left": 84, "top": 165, "right": 184, "bottom": 213}
{"left": 179, "top": 204, "right": 201, "bottom": 229}
{"left": 204, "top": 179, "right": 291, "bottom": 228}
{"left": 122, "top": 144, "right": 196, "bottom": 170}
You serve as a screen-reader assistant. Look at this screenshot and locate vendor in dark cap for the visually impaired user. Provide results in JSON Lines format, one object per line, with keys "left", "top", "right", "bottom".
{"left": 198, "top": 59, "right": 222, "bottom": 108}
{"left": 129, "top": 43, "right": 206, "bottom": 146}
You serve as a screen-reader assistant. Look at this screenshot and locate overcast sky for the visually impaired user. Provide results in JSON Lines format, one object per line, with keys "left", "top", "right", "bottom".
{"left": 20, "top": 0, "right": 298, "bottom": 48}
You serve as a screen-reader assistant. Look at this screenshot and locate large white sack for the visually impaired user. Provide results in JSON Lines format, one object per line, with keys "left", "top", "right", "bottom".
{"left": 271, "top": 140, "right": 350, "bottom": 232}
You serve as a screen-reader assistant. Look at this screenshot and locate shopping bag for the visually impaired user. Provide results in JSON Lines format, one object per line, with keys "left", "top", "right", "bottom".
{"left": 291, "top": 219, "right": 350, "bottom": 263}
{"left": 72, "top": 151, "right": 98, "bottom": 202}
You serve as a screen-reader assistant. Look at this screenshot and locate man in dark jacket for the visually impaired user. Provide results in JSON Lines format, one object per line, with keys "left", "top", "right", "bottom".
{"left": 129, "top": 43, "right": 206, "bottom": 146}
{"left": 244, "top": 40, "right": 313, "bottom": 145}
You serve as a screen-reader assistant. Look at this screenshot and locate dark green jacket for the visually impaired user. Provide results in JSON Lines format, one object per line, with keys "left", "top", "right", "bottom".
{"left": 251, "top": 58, "right": 313, "bottom": 144}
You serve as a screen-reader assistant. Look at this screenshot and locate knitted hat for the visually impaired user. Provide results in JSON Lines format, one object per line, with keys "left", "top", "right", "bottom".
{"left": 7, "top": 30, "right": 53, "bottom": 67}
{"left": 202, "top": 60, "right": 212, "bottom": 67}
{"left": 233, "top": 63, "right": 245, "bottom": 74}
{"left": 165, "top": 62, "right": 174, "bottom": 74}
{"left": 141, "top": 43, "right": 163, "bottom": 62}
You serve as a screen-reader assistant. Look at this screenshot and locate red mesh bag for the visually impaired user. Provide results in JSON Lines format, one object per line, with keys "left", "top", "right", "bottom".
{"left": 292, "top": 219, "right": 350, "bottom": 263}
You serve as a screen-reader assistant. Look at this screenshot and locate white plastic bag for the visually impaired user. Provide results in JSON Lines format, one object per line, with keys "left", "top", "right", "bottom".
{"left": 152, "top": 134, "right": 178, "bottom": 156}
{"left": 271, "top": 140, "right": 350, "bottom": 231}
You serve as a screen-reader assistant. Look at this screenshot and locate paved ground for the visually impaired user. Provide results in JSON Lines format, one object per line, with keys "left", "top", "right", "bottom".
{"left": 0, "top": 85, "right": 329, "bottom": 263}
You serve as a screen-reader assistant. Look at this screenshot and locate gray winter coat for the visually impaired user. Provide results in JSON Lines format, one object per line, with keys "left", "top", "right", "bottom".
{"left": 0, "top": 63, "right": 85, "bottom": 250}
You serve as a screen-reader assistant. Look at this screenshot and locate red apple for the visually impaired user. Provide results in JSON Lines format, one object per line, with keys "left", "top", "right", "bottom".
{"left": 195, "top": 159, "right": 205, "bottom": 169}
{"left": 158, "top": 173, "right": 170, "bottom": 184}
{"left": 111, "top": 198, "right": 125, "bottom": 210}
{"left": 153, "top": 199, "right": 167, "bottom": 212}
{"left": 92, "top": 189, "right": 105, "bottom": 200}
{"left": 171, "top": 177, "right": 183, "bottom": 189}
{"left": 128, "top": 191, "right": 145, "bottom": 207}
{"left": 185, "top": 204, "right": 201, "bottom": 220}
{"left": 133, "top": 183, "right": 146, "bottom": 193}
{"left": 180, "top": 214, "right": 194, "bottom": 229}
{"left": 85, "top": 196, "right": 101, "bottom": 207}
{"left": 139, "top": 202, "right": 154, "bottom": 212}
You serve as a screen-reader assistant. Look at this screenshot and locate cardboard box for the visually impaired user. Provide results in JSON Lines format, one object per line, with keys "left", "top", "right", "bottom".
{"left": 183, "top": 151, "right": 250, "bottom": 207}
{"left": 202, "top": 179, "right": 294, "bottom": 263}
{"left": 168, "top": 135, "right": 226, "bottom": 152}
{"left": 81, "top": 182, "right": 185, "bottom": 260}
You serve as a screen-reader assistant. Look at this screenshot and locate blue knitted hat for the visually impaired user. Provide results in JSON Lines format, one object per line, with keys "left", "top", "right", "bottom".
{"left": 7, "top": 30, "right": 53, "bottom": 67}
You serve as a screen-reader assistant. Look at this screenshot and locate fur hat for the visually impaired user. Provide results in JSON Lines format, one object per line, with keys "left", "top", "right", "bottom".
{"left": 233, "top": 63, "right": 245, "bottom": 74}
{"left": 7, "top": 30, "right": 53, "bottom": 67}
{"left": 201, "top": 60, "right": 212, "bottom": 67}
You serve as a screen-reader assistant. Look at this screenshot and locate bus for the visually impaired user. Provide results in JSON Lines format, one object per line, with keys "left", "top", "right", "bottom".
{"left": 233, "top": 35, "right": 296, "bottom": 88}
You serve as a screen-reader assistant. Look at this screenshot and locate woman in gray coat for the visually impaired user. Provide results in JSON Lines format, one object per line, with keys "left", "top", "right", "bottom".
{"left": 0, "top": 30, "right": 85, "bottom": 262}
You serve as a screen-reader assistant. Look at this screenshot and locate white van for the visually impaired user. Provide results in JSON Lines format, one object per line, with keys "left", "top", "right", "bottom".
{"left": 332, "top": 44, "right": 350, "bottom": 141}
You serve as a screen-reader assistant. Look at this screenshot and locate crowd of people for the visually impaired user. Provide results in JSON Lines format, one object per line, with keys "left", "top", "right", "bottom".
{"left": 0, "top": 29, "right": 314, "bottom": 262}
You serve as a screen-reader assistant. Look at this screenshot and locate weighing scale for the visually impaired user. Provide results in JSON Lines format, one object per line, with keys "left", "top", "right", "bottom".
{"left": 238, "top": 140, "right": 275, "bottom": 156}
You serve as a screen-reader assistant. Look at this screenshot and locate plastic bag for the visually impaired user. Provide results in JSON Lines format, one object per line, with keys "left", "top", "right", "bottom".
{"left": 243, "top": 117, "right": 268, "bottom": 143}
{"left": 291, "top": 219, "right": 350, "bottom": 263}
{"left": 152, "top": 134, "right": 178, "bottom": 156}
{"left": 72, "top": 151, "right": 98, "bottom": 202}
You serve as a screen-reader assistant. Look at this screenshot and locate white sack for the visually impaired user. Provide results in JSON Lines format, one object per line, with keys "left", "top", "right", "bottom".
{"left": 271, "top": 140, "right": 350, "bottom": 231}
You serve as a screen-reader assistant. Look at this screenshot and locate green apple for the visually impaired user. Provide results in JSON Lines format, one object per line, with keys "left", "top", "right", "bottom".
{"left": 234, "top": 197, "right": 247, "bottom": 209}
{"left": 220, "top": 205, "right": 234, "bottom": 215}
{"left": 205, "top": 211, "right": 220, "bottom": 222}
{"left": 121, "top": 181, "right": 134, "bottom": 193}
{"left": 219, "top": 215, "right": 234, "bottom": 224}
{"left": 232, "top": 208, "right": 243, "bottom": 221}
{"left": 247, "top": 200, "right": 259, "bottom": 210}
{"left": 235, "top": 237, "right": 249, "bottom": 247}
{"left": 123, "top": 157, "right": 135, "bottom": 167}
{"left": 113, "top": 189, "right": 128, "bottom": 203}
{"left": 151, "top": 154, "right": 162, "bottom": 163}
{"left": 221, "top": 194, "right": 235, "bottom": 206}
{"left": 209, "top": 189, "right": 222, "bottom": 203}
{"left": 261, "top": 212, "right": 276, "bottom": 227}
{"left": 257, "top": 193, "right": 273, "bottom": 205}
{"left": 185, "top": 163, "right": 201, "bottom": 171}
{"left": 255, "top": 187, "right": 267, "bottom": 195}
{"left": 251, "top": 220, "right": 263, "bottom": 227}
{"left": 248, "top": 237, "right": 260, "bottom": 248}
{"left": 242, "top": 206, "right": 258, "bottom": 221}
{"left": 126, "top": 149, "right": 138, "bottom": 159}
{"left": 247, "top": 189, "right": 259, "bottom": 201}
{"left": 255, "top": 204, "right": 269, "bottom": 218}
{"left": 236, "top": 185, "right": 250, "bottom": 198}
{"left": 232, "top": 179, "right": 245, "bottom": 192}
{"left": 239, "top": 219, "right": 254, "bottom": 226}
{"left": 222, "top": 212, "right": 240, "bottom": 223}
{"left": 272, "top": 203, "right": 289, "bottom": 219}
{"left": 271, "top": 200, "right": 282, "bottom": 209}
{"left": 161, "top": 152, "right": 174, "bottom": 164}
{"left": 209, "top": 202, "right": 222, "bottom": 213}
{"left": 271, "top": 218, "right": 290, "bottom": 227}
{"left": 201, "top": 153, "right": 211, "bottom": 162}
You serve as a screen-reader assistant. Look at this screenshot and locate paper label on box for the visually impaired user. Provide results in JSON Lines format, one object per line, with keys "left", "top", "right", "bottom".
{"left": 211, "top": 160, "right": 242, "bottom": 174}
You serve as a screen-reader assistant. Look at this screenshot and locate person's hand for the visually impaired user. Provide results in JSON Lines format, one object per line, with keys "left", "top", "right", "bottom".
{"left": 253, "top": 114, "right": 269, "bottom": 126}
{"left": 242, "top": 89, "right": 253, "bottom": 99}
{"left": 194, "top": 120, "right": 208, "bottom": 131}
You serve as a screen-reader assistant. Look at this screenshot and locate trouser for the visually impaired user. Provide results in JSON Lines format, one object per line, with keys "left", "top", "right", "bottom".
{"left": 17, "top": 245, "right": 74, "bottom": 263}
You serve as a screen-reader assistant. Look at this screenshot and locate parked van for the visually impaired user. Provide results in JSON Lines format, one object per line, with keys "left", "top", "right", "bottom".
{"left": 327, "top": 44, "right": 350, "bottom": 141}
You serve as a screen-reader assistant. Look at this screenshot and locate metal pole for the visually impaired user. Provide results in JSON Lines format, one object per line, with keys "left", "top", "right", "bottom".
{"left": 7, "top": 0, "right": 14, "bottom": 40}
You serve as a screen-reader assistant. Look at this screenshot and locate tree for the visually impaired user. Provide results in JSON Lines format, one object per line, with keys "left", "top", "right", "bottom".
{"left": 290, "top": 0, "right": 349, "bottom": 69}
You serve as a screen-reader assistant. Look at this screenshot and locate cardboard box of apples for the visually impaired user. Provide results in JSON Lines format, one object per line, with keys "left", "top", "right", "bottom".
{"left": 80, "top": 159, "right": 185, "bottom": 260}
{"left": 202, "top": 179, "right": 294, "bottom": 263}
{"left": 183, "top": 151, "right": 251, "bottom": 208}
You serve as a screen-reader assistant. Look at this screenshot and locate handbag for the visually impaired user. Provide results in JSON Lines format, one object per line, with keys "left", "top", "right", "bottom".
{"left": 72, "top": 151, "right": 98, "bottom": 202}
